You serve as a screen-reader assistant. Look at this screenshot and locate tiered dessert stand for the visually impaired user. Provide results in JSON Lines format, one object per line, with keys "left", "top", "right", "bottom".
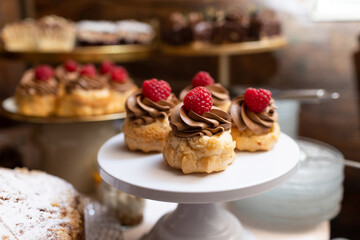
{"left": 0, "top": 97, "right": 126, "bottom": 193}
{"left": 162, "top": 36, "right": 287, "bottom": 87}
{"left": 0, "top": 44, "right": 156, "bottom": 193}
{"left": 98, "top": 132, "right": 299, "bottom": 240}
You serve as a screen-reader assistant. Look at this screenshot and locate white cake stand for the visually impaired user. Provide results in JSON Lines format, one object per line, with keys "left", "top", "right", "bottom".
{"left": 98, "top": 132, "right": 299, "bottom": 240}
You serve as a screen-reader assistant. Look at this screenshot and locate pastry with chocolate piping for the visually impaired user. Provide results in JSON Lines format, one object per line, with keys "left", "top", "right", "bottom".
{"left": 229, "top": 87, "right": 280, "bottom": 151}
{"left": 55, "top": 59, "right": 81, "bottom": 97}
{"left": 106, "top": 65, "right": 138, "bottom": 113}
{"left": 56, "top": 64, "right": 110, "bottom": 116}
{"left": 122, "top": 79, "right": 179, "bottom": 152}
{"left": 164, "top": 86, "right": 236, "bottom": 174}
{"left": 179, "top": 71, "right": 231, "bottom": 112}
{"left": 15, "top": 64, "right": 59, "bottom": 117}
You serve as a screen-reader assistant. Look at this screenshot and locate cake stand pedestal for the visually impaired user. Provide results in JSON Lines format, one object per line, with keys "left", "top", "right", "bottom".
{"left": 0, "top": 97, "right": 125, "bottom": 193}
{"left": 98, "top": 132, "right": 299, "bottom": 240}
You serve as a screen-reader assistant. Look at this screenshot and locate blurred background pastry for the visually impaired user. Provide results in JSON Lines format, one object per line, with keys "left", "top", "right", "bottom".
{"left": 55, "top": 59, "right": 81, "bottom": 96}
{"left": 76, "top": 20, "right": 119, "bottom": 46}
{"left": 116, "top": 20, "right": 155, "bottom": 44}
{"left": 162, "top": 7, "right": 281, "bottom": 45}
{"left": 106, "top": 65, "right": 138, "bottom": 113}
{"left": 56, "top": 64, "right": 110, "bottom": 116}
{"left": 36, "top": 15, "right": 75, "bottom": 52}
{"left": 15, "top": 64, "right": 58, "bottom": 117}
{"left": 0, "top": 19, "right": 37, "bottom": 51}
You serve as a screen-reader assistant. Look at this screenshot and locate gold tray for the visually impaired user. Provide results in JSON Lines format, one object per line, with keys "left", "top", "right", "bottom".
{"left": 162, "top": 37, "right": 287, "bottom": 56}
{"left": 0, "top": 44, "right": 156, "bottom": 63}
{"left": 0, "top": 97, "right": 126, "bottom": 124}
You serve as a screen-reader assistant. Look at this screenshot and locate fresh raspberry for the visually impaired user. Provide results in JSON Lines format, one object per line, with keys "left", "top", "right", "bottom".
{"left": 111, "top": 66, "right": 128, "bottom": 83}
{"left": 64, "top": 59, "right": 78, "bottom": 72}
{"left": 244, "top": 88, "right": 271, "bottom": 113}
{"left": 34, "top": 64, "right": 54, "bottom": 82}
{"left": 80, "top": 64, "right": 97, "bottom": 77}
{"left": 183, "top": 86, "right": 213, "bottom": 115}
{"left": 100, "top": 60, "right": 115, "bottom": 74}
{"left": 192, "top": 71, "right": 214, "bottom": 88}
{"left": 142, "top": 79, "right": 171, "bottom": 102}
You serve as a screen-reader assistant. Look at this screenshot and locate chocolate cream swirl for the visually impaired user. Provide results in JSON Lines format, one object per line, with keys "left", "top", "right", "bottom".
{"left": 55, "top": 66, "right": 80, "bottom": 85}
{"left": 179, "top": 83, "right": 230, "bottom": 106}
{"left": 109, "top": 79, "right": 137, "bottom": 93}
{"left": 16, "top": 70, "right": 58, "bottom": 95}
{"left": 126, "top": 90, "right": 179, "bottom": 125}
{"left": 65, "top": 75, "right": 108, "bottom": 93}
{"left": 229, "top": 95, "right": 278, "bottom": 135}
{"left": 169, "top": 103, "right": 232, "bottom": 138}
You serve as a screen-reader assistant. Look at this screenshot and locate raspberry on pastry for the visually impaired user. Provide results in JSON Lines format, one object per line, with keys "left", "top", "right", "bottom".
{"left": 163, "top": 86, "right": 236, "bottom": 174}
{"left": 15, "top": 65, "right": 59, "bottom": 117}
{"left": 55, "top": 60, "right": 81, "bottom": 97}
{"left": 106, "top": 66, "right": 138, "bottom": 113}
{"left": 192, "top": 71, "right": 214, "bottom": 87}
{"left": 229, "top": 87, "right": 280, "bottom": 152}
{"left": 56, "top": 64, "right": 110, "bottom": 116}
{"left": 100, "top": 60, "right": 115, "bottom": 75}
{"left": 111, "top": 66, "right": 128, "bottom": 83}
{"left": 64, "top": 59, "right": 78, "bottom": 72}
{"left": 80, "top": 64, "right": 97, "bottom": 77}
{"left": 122, "top": 79, "right": 179, "bottom": 152}
{"left": 179, "top": 71, "right": 231, "bottom": 112}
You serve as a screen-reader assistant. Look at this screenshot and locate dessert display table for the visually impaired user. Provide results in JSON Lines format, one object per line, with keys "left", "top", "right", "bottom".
{"left": 0, "top": 97, "right": 125, "bottom": 193}
{"left": 0, "top": 44, "right": 156, "bottom": 63}
{"left": 98, "top": 132, "right": 300, "bottom": 240}
{"left": 162, "top": 37, "right": 287, "bottom": 87}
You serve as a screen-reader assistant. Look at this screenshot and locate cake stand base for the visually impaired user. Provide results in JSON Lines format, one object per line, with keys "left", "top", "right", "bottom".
{"left": 141, "top": 203, "right": 256, "bottom": 240}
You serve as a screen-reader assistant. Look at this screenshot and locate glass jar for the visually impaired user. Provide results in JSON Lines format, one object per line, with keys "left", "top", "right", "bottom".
{"left": 96, "top": 178, "right": 145, "bottom": 226}
{"left": 231, "top": 137, "right": 344, "bottom": 229}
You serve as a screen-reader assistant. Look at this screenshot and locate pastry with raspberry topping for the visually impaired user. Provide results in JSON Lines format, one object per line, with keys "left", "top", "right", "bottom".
{"left": 229, "top": 87, "right": 280, "bottom": 151}
{"left": 99, "top": 61, "right": 138, "bottom": 113}
{"left": 15, "top": 64, "right": 59, "bottom": 117}
{"left": 179, "top": 71, "right": 231, "bottom": 111}
{"left": 56, "top": 64, "right": 111, "bottom": 116}
{"left": 55, "top": 59, "right": 82, "bottom": 97}
{"left": 122, "top": 79, "right": 179, "bottom": 152}
{"left": 164, "top": 86, "right": 236, "bottom": 174}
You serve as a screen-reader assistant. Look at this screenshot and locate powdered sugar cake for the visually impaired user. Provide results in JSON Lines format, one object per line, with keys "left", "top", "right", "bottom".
{"left": 0, "top": 168, "right": 83, "bottom": 240}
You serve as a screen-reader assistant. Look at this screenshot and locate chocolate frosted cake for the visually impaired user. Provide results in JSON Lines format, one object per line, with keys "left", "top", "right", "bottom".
{"left": 162, "top": 7, "right": 282, "bottom": 45}
{"left": 0, "top": 168, "right": 83, "bottom": 240}
{"left": 163, "top": 12, "right": 193, "bottom": 45}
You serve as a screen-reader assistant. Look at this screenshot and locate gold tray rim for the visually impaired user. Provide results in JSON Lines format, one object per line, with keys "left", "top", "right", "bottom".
{"left": 161, "top": 36, "right": 287, "bottom": 56}
{"left": 0, "top": 44, "right": 157, "bottom": 63}
{"left": 0, "top": 97, "right": 126, "bottom": 124}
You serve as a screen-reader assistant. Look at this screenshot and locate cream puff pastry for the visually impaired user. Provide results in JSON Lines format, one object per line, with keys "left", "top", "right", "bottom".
{"left": 15, "top": 65, "right": 59, "bottom": 117}
{"left": 229, "top": 88, "right": 280, "bottom": 151}
{"left": 122, "top": 79, "right": 179, "bottom": 152}
{"left": 164, "top": 86, "right": 236, "bottom": 174}
{"left": 106, "top": 66, "right": 138, "bottom": 113}
{"left": 56, "top": 64, "right": 110, "bottom": 116}
{"left": 179, "top": 71, "right": 231, "bottom": 112}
